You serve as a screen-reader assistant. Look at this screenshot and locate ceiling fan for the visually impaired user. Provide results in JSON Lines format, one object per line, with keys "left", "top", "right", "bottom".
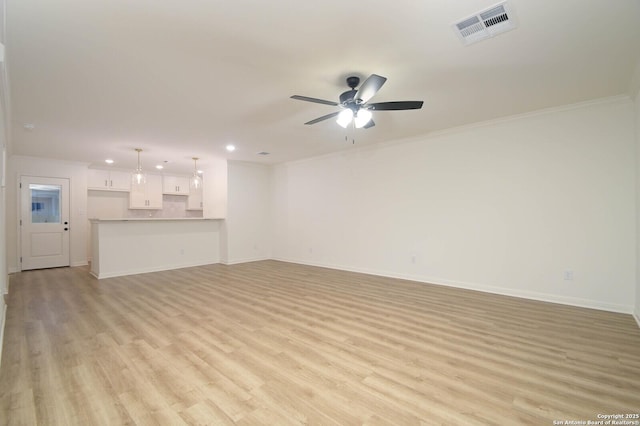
{"left": 291, "top": 74, "right": 423, "bottom": 129}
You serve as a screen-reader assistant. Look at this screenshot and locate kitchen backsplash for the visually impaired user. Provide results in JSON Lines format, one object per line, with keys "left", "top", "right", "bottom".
{"left": 88, "top": 191, "right": 203, "bottom": 219}
{"left": 127, "top": 194, "right": 203, "bottom": 218}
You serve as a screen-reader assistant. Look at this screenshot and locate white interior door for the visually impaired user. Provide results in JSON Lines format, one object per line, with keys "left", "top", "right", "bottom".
{"left": 20, "top": 176, "right": 70, "bottom": 270}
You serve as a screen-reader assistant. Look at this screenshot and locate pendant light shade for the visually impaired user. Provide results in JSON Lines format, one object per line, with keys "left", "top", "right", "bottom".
{"left": 190, "top": 157, "right": 202, "bottom": 191}
{"left": 131, "top": 148, "right": 146, "bottom": 187}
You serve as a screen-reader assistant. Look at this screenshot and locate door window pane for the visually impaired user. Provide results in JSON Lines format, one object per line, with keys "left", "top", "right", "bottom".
{"left": 30, "top": 184, "right": 61, "bottom": 223}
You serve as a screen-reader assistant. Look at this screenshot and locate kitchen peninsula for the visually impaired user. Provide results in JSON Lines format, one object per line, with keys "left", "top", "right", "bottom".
{"left": 90, "top": 218, "right": 221, "bottom": 279}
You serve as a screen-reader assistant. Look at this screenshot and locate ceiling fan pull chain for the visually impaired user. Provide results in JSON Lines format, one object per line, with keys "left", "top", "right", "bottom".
{"left": 343, "top": 129, "right": 355, "bottom": 144}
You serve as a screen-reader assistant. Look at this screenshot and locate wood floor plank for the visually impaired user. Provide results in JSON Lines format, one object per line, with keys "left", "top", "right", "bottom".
{"left": 1, "top": 260, "right": 639, "bottom": 425}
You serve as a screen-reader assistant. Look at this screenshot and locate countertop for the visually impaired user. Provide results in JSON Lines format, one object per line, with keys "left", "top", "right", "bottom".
{"left": 89, "top": 217, "right": 218, "bottom": 222}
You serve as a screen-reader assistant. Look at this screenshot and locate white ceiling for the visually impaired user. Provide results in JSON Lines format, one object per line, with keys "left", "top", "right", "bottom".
{"left": 5, "top": 0, "right": 640, "bottom": 174}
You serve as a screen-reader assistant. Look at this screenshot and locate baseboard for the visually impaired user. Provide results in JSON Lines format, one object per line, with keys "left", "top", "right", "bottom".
{"left": 9, "top": 262, "right": 88, "bottom": 272}
{"left": 270, "top": 257, "right": 634, "bottom": 314}
{"left": 92, "top": 257, "right": 270, "bottom": 277}
{"left": 222, "top": 256, "right": 271, "bottom": 266}
{"left": 92, "top": 260, "right": 220, "bottom": 279}
{"left": 411, "top": 273, "right": 631, "bottom": 314}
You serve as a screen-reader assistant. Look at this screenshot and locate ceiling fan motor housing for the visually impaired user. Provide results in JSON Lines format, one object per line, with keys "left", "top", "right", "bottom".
{"left": 346, "top": 76, "right": 360, "bottom": 89}
{"left": 339, "top": 89, "right": 358, "bottom": 106}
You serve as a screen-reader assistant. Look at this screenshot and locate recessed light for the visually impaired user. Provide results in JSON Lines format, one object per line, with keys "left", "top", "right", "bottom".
{"left": 197, "top": 170, "right": 203, "bottom": 174}
{"left": 156, "top": 165, "right": 164, "bottom": 170}
{"left": 105, "top": 159, "right": 114, "bottom": 164}
{"left": 23, "top": 123, "right": 36, "bottom": 131}
{"left": 226, "top": 144, "right": 236, "bottom": 152}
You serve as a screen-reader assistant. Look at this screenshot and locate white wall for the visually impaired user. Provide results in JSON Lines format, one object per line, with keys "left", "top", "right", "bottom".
{"left": 222, "top": 161, "right": 271, "bottom": 264}
{"left": 635, "top": 86, "right": 640, "bottom": 325}
{"left": 0, "top": 1, "right": 7, "bottom": 362}
{"left": 7, "top": 155, "right": 89, "bottom": 271}
{"left": 272, "top": 97, "right": 637, "bottom": 313}
{"left": 203, "top": 157, "right": 228, "bottom": 220}
{"left": 0, "top": 74, "right": 6, "bottom": 297}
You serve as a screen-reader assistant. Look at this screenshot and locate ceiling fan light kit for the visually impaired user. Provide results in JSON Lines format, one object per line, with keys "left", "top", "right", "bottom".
{"left": 291, "top": 74, "right": 424, "bottom": 130}
{"left": 336, "top": 109, "right": 353, "bottom": 128}
{"left": 353, "top": 109, "right": 372, "bottom": 129}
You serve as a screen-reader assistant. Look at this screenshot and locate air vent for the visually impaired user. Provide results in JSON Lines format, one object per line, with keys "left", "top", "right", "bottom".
{"left": 453, "top": 1, "right": 517, "bottom": 46}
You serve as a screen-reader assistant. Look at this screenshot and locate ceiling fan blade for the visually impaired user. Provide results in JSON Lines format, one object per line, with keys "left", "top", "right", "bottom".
{"left": 369, "top": 101, "right": 424, "bottom": 111}
{"left": 291, "top": 95, "right": 338, "bottom": 106}
{"left": 304, "top": 111, "right": 340, "bottom": 125}
{"left": 363, "top": 119, "right": 375, "bottom": 129}
{"left": 354, "top": 74, "right": 387, "bottom": 104}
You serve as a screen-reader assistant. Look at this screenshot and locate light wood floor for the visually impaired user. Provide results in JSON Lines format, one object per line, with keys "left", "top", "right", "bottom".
{"left": 1, "top": 261, "right": 639, "bottom": 425}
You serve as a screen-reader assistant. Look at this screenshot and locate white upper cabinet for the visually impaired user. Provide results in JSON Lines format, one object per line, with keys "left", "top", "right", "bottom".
{"left": 129, "top": 174, "right": 163, "bottom": 209}
{"left": 162, "top": 175, "right": 190, "bottom": 195}
{"left": 187, "top": 185, "right": 203, "bottom": 211}
{"left": 88, "top": 169, "right": 131, "bottom": 192}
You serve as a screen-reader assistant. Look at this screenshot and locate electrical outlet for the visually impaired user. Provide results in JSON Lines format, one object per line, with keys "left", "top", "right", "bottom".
{"left": 563, "top": 270, "right": 574, "bottom": 281}
{"left": 411, "top": 255, "right": 416, "bottom": 264}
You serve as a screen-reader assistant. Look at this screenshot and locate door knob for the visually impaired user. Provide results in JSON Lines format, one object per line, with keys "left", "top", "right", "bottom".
{"left": 64, "top": 228, "right": 69, "bottom": 231}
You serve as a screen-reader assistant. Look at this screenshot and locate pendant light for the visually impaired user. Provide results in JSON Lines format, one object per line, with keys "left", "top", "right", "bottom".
{"left": 190, "top": 157, "right": 202, "bottom": 191}
{"left": 131, "top": 148, "right": 146, "bottom": 187}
